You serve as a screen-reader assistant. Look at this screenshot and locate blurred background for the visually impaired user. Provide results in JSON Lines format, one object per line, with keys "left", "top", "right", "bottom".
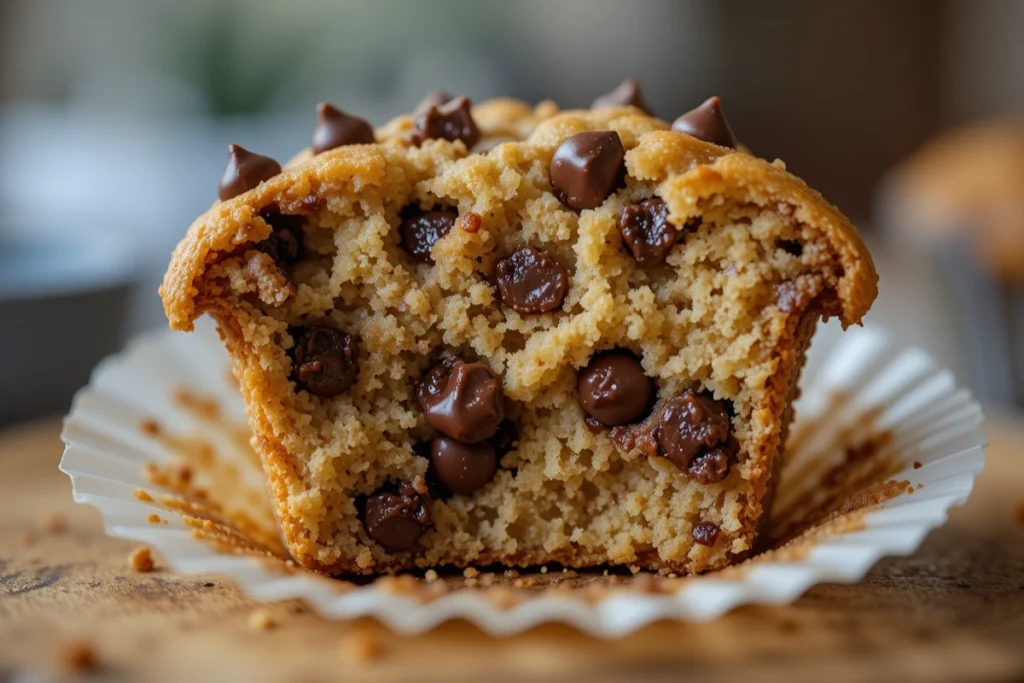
{"left": 0, "top": 0, "right": 1021, "bottom": 424}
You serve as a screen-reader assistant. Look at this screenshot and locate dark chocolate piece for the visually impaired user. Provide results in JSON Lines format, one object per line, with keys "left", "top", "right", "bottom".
{"left": 549, "top": 131, "right": 626, "bottom": 211}
{"left": 495, "top": 246, "right": 568, "bottom": 314}
{"left": 416, "top": 358, "right": 506, "bottom": 444}
{"left": 218, "top": 144, "right": 281, "bottom": 201}
{"left": 311, "top": 103, "right": 374, "bottom": 154}
{"left": 577, "top": 351, "right": 653, "bottom": 426}
{"left": 293, "top": 327, "right": 358, "bottom": 397}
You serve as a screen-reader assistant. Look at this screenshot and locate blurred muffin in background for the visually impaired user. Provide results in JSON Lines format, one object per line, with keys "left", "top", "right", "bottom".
{"left": 878, "top": 118, "right": 1024, "bottom": 409}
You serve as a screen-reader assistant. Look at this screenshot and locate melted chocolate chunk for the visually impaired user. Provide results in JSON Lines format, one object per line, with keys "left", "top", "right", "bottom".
{"left": 416, "top": 358, "right": 506, "bottom": 444}
{"left": 577, "top": 351, "right": 653, "bottom": 426}
{"left": 311, "top": 103, "right": 375, "bottom": 154}
{"left": 671, "top": 96, "right": 737, "bottom": 149}
{"left": 413, "top": 96, "right": 480, "bottom": 148}
{"left": 256, "top": 213, "right": 304, "bottom": 266}
{"left": 398, "top": 209, "right": 457, "bottom": 262}
{"left": 218, "top": 144, "right": 281, "bottom": 201}
{"left": 688, "top": 436, "right": 737, "bottom": 484}
{"left": 549, "top": 131, "right": 626, "bottom": 211}
{"left": 495, "top": 246, "right": 568, "bottom": 314}
{"left": 656, "top": 390, "right": 732, "bottom": 470}
{"left": 692, "top": 522, "right": 720, "bottom": 547}
{"left": 591, "top": 78, "right": 651, "bottom": 114}
{"left": 431, "top": 435, "right": 498, "bottom": 495}
{"left": 618, "top": 197, "right": 679, "bottom": 266}
{"left": 293, "top": 327, "right": 358, "bottom": 397}
{"left": 364, "top": 481, "right": 431, "bottom": 551}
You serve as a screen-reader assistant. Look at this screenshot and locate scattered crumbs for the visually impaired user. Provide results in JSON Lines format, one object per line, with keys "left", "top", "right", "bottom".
{"left": 503, "top": 569, "right": 520, "bottom": 578}
{"left": 479, "top": 572, "right": 496, "bottom": 587}
{"left": 1013, "top": 502, "right": 1024, "bottom": 525}
{"left": 135, "top": 489, "right": 154, "bottom": 503}
{"left": 913, "top": 461, "right": 922, "bottom": 469}
{"left": 57, "top": 639, "right": 98, "bottom": 673}
{"left": 539, "top": 566, "right": 548, "bottom": 574}
{"left": 463, "top": 567, "right": 479, "bottom": 579}
{"left": 140, "top": 418, "right": 162, "bottom": 436}
{"left": 628, "top": 564, "right": 641, "bottom": 575}
{"left": 43, "top": 513, "right": 68, "bottom": 534}
{"left": 917, "top": 483, "right": 924, "bottom": 490}
{"left": 341, "top": 627, "right": 383, "bottom": 664}
{"left": 602, "top": 569, "right": 609, "bottom": 577}
{"left": 465, "top": 578, "right": 479, "bottom": 588}
{"left": 424, "top": 569, "right": 439, "bottom": 583}
{"left": 148, "top": 513, "right": 166, "bottom": 525}
{"left": 129, "top": 546, "right": 155, "bottom": 573}
{"left": 512, "top": 578, "right": 528, "bottom": 589}
{"left": 248, "top": 609, "right": 276, "bottom": 632}
{"left": 17, "top": 531, "right": 36, "bottom": 547}
{"left": 667, "top": 573, "right": 678, "bottom": 579}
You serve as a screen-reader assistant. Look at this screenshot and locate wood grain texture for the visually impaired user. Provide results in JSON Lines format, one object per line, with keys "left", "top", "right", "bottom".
{"left": 0, "top": 416, "right": 1022, "bottom": 682}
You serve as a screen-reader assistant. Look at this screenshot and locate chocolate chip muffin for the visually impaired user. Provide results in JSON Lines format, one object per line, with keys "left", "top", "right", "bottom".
{"left": 160, "top": 85, "right": 877, "bottom": 575}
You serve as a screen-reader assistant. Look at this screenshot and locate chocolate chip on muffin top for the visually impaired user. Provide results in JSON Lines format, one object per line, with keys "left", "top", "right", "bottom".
{"left": 413, "top": 96, "right": 480, "bottom": 148}
{"left": 550, "top": 131, "right": 626, "bottom": 211}
{"left": 591, "top": 78, "right": 652, "bottom": 114}
{"left": 311, "top": 103, "right": 375, "bottom": 154}
{"left": 218, "top": 144, "right": 281, "bottom": 201}
{"left": 672, "top": 96, "right": 738, "bottom": 149}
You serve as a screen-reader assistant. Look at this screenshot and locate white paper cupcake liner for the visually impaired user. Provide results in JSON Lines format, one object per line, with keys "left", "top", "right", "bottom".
{"left": 59, "top": 319, "right": 985, "bottom": 637}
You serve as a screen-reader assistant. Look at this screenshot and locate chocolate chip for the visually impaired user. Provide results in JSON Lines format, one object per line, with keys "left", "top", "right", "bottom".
{"left": 495, "top": 246, "right": 568, "bottom": 314}
{"left": 256, "top": 213, "right": 304, "bottom": 266}
{"left": 416, "top": 358, "right": 505, "bottom": 444}
{"left": 692, "top": 522, "right": 719, "bottom": 546}
{"left": 364, "top": 481, "right": 431, "bottom": 552}
{"left": 398, "top": 209, "right": 457, "bottom": 262}
{"left": 413, "top": 96, "right": 480, "bottom": 148}
{"left": 415, "top": 90, "right": 453, "bottom": 114}
{"left": 618, "top": 198, "right": 679, "bottom": 266}
{"left": 577, "top": 351, "right": 653, "bottom": 426}
{"left": 218, "top": 144, "right": 281, "bottom": 201}
{"left": 311, "top": 103, "right": 374, "bottom": 154}
{"left": 688, "top": 436, "right": 737, "bottom": 484}
{"left": 430, "top": 435, "right": 498, "bottom": 495}
{"left": 591, "top": 79, "right": 651, "bottom": 114}
{"left": 671, "top": 96, "right": 737, "bottom": 149}
{"left": 293, "top": 327, "right": 358, "bottom": 397}
{"left": 656, "top": 390, "right": 732, "bottom": 470}
{"left": 550, "top": 131, "right": 626, "bottom": 211}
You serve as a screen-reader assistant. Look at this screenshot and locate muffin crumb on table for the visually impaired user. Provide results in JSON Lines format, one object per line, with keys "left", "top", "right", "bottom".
{"left": 129, "top": 546, "right": 156, "bottom": 572}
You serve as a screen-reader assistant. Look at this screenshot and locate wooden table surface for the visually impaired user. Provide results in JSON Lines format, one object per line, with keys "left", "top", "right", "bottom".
{"left": 0, "top": 416, "right": 1022, "bottom": 683}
